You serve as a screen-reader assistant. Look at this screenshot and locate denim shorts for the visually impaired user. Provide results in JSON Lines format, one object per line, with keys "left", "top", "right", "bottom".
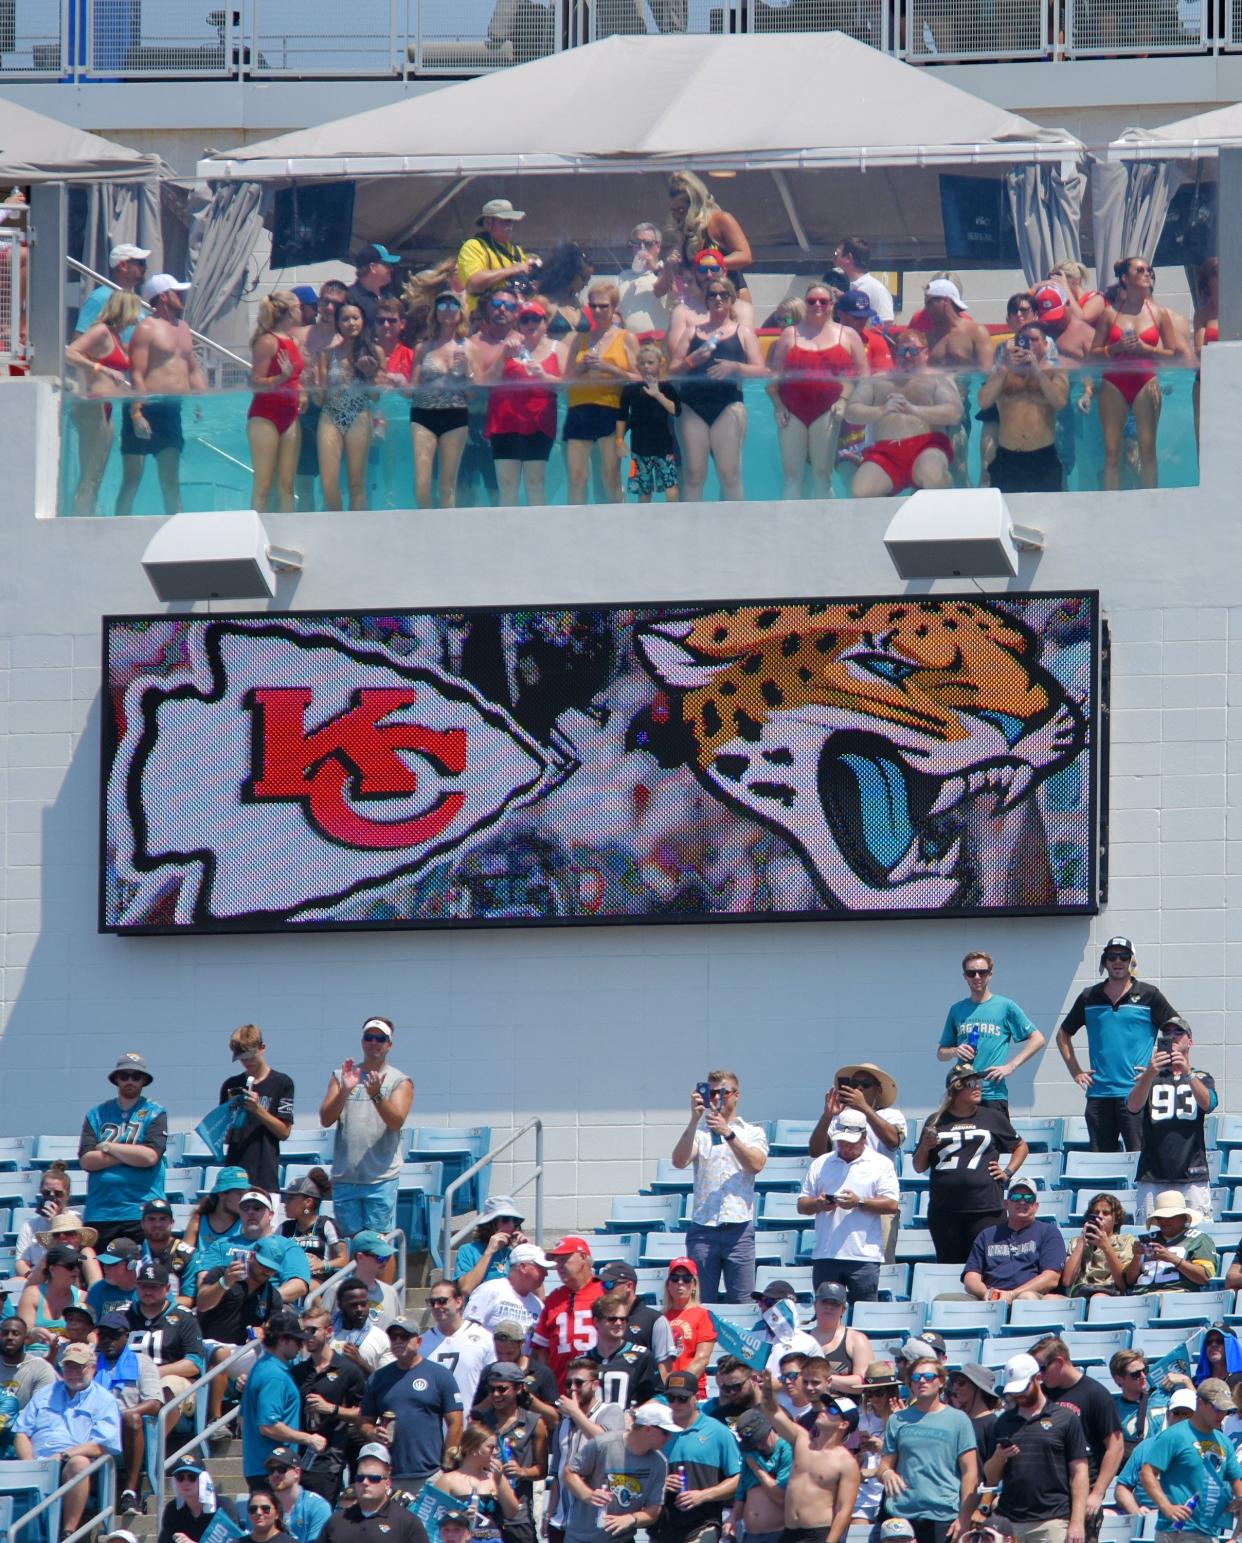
{"left": 332, "top": 1179, "right": 398, "bottom": 1236}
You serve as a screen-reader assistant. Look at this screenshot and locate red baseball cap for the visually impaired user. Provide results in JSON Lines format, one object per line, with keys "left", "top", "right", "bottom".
{"left": 667, "top": 1257, "right": 698, "bottom": 1275}
{"left": 548, "top": 1235, "right": 593, "bottom": 1257}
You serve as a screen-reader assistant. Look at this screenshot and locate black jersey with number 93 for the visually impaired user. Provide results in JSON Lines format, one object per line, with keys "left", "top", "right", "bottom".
{"left": 1138, "top": 1070, "right": 1214, "bottom": 1183}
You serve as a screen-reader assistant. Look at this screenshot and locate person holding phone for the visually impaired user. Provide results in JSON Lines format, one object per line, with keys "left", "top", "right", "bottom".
{"left": 1125, "top": 1015, "right": 1217, "bottom": 1224}
{"left": 1062, "top": 1193, "right": 1135, "bottom": 1298}
{"left": 976, "top": 319, "right": 1069, "bottom": 493}
{"left": 979, "top": 1354, "right": 1088, "bottom": 1543}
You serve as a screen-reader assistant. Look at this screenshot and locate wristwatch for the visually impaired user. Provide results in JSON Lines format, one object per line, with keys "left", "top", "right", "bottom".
{"left": 724, "top": 1131, "right": 737, "bottom": 1143}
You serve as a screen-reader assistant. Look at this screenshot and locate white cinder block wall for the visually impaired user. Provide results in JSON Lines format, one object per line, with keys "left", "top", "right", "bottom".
{"left": 3, "top": 348, "right": 1242, "bottom": 1233}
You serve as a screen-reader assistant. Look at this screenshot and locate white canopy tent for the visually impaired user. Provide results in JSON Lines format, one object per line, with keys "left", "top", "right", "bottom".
{"left": 194, "top": 33, "right": 1085, "bottom": 282}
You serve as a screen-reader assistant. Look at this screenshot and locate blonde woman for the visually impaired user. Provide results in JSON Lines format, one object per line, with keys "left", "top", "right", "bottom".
{"left": 662, "top": 1258, "right": 716, "bottom": 1398}
{"left": 431, "top": 1425, "right": 523, "bottom": 1543}
{"left": 247, "top": 290, "right": 305, "bottom": 512}
{"left": 564, "top": 281, "right": 638, "bottom": 504}
{"left": 65, "top": 289, "right": 139, "bottom": 517}
{"left": 1047, "top": 259, "right": 1107, "bottom": 326}
{"left": 401, "top": 256, "right": 464, "bottom": 346}
{"left": 410, "top": 290, "right": 472, "bottom": 508}
{"left": 658, "top": 169, "right": 755, "bottom": 325}
{"left": 768, "top": 281, "right": 868, "bottom": 499}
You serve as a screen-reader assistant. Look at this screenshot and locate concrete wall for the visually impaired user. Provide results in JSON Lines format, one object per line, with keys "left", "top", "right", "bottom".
{"left": 3, "top": 349, "right": 1242, "bottom": 1231}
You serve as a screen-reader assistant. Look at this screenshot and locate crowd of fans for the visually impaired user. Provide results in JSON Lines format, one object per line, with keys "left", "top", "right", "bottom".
{"left": 62, "top": 175, "right": 1218, "bottom": 518}
{"left": 2, "top": 936, "right": 1238, "bottom": 1543}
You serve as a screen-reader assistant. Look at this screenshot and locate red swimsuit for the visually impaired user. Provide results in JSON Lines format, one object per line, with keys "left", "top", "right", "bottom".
{"left": 778, "top": 341, "right": 857, "bottom": 427}
{"left": 95, "top": 331, "right": 130, "bottom": 423}
{"left": 247, "top": 335, "right": 305, "bottom": 435}
{"left": 1103, "top": 313, "right": 1161, "bottom": 406}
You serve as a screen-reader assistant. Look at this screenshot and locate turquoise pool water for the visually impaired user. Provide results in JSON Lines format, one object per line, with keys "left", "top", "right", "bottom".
{"left": 58, "top": 370, "right": 1202, "bottom": 517}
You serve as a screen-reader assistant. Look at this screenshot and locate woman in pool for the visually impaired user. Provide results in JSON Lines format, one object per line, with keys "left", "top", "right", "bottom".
{"left": 660, "top": 170, "right": 754, "bottom": 326}
{"left": 768, "top": 281, "right": 867, "bottom": 499}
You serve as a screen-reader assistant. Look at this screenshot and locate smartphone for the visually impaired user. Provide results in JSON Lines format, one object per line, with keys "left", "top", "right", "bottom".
{"left": 696, "top": 1081, "right": 712, "bottom": 1106}
{"left": 1157, "top": 1032, "right": 1174, "bottom": 1056}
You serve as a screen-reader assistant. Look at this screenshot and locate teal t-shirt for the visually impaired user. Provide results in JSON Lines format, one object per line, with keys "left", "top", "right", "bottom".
{"left": 241, "top": 1353, "right": 301, "bottom": 1476}
{"left": 75, "top": 283, "right": 138, "bottom": 343}
{"left": 737, "top": 1435, "right": 793, "bottom": 1498}
{"left": 80, "top": 1097, "right": 169, "bottom": 1222}
{"left": 940, "top": 995, "right": 1036, "bottom": 1102}
{"left": 883, "top": 1405, "right": 976, "bottom": 1522}
{"left": 1141, "top": 1417, "right": 1241, "bottom": 1532}
{"left": 455, "top": 1238, "right": 510, "bottom": 1286}
{"left": 184, "top": 1232, "right": 311, "bottom": 1301}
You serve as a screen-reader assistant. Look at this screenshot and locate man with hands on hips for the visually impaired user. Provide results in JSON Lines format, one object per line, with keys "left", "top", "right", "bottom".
{"left": 671, "top": 1070, "right": 768, "bottom": 1304}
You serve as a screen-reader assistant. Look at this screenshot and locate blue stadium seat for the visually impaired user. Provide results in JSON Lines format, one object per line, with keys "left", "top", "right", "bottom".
{"left": 910, "top": 1262, "right": 967, "bottom": 1301}
{"left": 633, "top": 1266, "right": 667, "bottom": 1303}
{"left": 1223, "top": 1151, "right": 1242, "bottom": 1186}
{"left": 1060, "top": 1328, "right": 1131, "bottom": 1365}
{"left": 1207, "top": 1149, "right": 1224, "bottom": 1183}
{"left": 980, "top": 1336, "right": 1029, "bottom": 1369}
{"left": 1011, "top": 1118, "right": 1064, "bottom": 1153}
{"left": 1085, "top": 1295, "right": 1157, "bottom": 1330}
{"left": 589, "top": 1234, "right": 641, "bottom": 1269}
{"left": 407, "top": 1127, "right": 491, "bottom": 1213}
{"left": 850, "top": 1301, "right": 928, "bottom": 1336}
{"left": 757, "top": 1192, "right": 814, "bottom": 1231}
{"left": 782, "top": 1265, "right": 814, "bottom": 1300}
{"left": 899, "top": 1151, "right": 930, "bottom": 1190}
{"left": 1002, "top": 1298, "right": 1086, "bottom": 1335}
{"left": 1062, "top": 1117, "right": 1092, "bottom": 1149}
{"left": 1156, "top": 1288, "right": 1233, "bottom": 1325}
{"left": 878, "top": 1264, "right": 911, "bottom": 1301}
{"left": 893, "top": 1230, "right": 939, "bottom": 1263}
{"left": 605, "top": 1194, "right": 682, "bottom": 1233}
{"left": 29, "top": 1135, "right": 81, "bottom": 1169}
{"left": 914, "top": 1190, "right": 1071, "bottom": 1226}
{"left": 753, "top": 1230, "right": 800, "bottom": 1267}
{"left": 161, "top": 1166, "right": 203, "bottom": 1203}
{"left": 770, "top": 1119, "right": 818, "bottom": 1155}
{"left": 1063, "top": 1151, "right": 1141, "bottom": 1188}
{"left": 941, "top": 1336, "right": 983, "bottom": 1369}
{"left": 1216, "top": 1115, "right": 1242, "bottom": 1150}
{"left": 646, "top": 1159, "right": 694, "bottom": 1195}
{"left": 926, "top": 1299, "right": 1007, "bottom": 1338}
{"left": 1213, "top": 1221, "right": 1242, "bottom": 1252}
{"left": 708, "top": 1302, "right": 757, "bottom": 1327}
{"left": 0, "top": 1458, "right": 63, "bottom": 1542}
{"left": 1096, "top": 1516, "right": 1141, "bottom": 1543}
{"left": 179, "top": 1130, "right": 217, "bottom": 1164}
{"left": 754, "top": 1155, "right": 812, "bottom": 1191}
{"left": 638, "top": 1231, "right": 691, "bottom": 1268}
{"left": 0, "top": 1138, "right": 33, "bottom": 1171}
{"left": 282, "top": 1126, "right": 334, "bottom": 1164}
{"left": 1204, "top": 1115, "right": 1219, "bottom": 1152}
{"left": 1014, "top": 1151, "right": 1062, "bottom": 1189}
{"left": 394, "top": 1160, "right": 445, "bottom": 1258}
{"left": 897, "top": 1192, "right": 918, "bottom": 1227}
{"left": 1140, "top": 1326, "right": 1196, "bottom": 1360}
{"left": 0, "top": 1175, "right": 41, "bottom": 1209}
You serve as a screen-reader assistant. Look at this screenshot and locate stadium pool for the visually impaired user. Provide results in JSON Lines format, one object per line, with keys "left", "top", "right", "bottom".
{"left": 58, "top": 369, "right": 1202, "bottom": 517}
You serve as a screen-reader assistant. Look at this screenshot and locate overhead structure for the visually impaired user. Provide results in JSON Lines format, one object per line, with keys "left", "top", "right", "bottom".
{"left": 0, "top": 92, "right": 167, "bottom": 183}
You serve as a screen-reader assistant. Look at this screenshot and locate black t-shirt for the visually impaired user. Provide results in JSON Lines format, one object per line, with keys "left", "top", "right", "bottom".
{"left": 925, "top": 1104, "right": 1021, "bottom": 1214}
{"left": 158, "top": 1496, "right": 241, "bottom": 1543}
{"left": 1137, "top": 1069, "right": 1214, "bottom": 1183}
{"left": 1048, "top": 1372, "right": 1122, "bottom": 1485}
{"left": 294, "top": 1351, "right": 368, "bottom": 1466}
{"left": 624, "top": 1300, "right": 663, "bottom": 1352}
{"left": 585, "top": 1341, "right": 659, "bottom": 1408}
{"left": 618, "top": 381, "right": 680, "bottom": 457}
{"left": 979, "top": 1402, "right": 1088, "bottom": 1521}
{"left": 197, "top": 1277, "right": 285, "bottom": 1347}
{"left": 126, "top": 1302, "right": 206, "bottom": 1370}
{"left": 323, "top": 1500, "right": 429, "bottom": 1543}
{"left": 344, "top": 282, "right": 389, "bottom": 333}
{"left": 219, "top": 1068, "right": 295, "bottom": 1193}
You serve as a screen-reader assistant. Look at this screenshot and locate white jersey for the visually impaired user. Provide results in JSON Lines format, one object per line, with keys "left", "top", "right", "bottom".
{"left": 421, "top": 1318, "right": 495, "bottom": 1410}
{"left": 464, "top": 1276, "right": 543, "bottom": 1337}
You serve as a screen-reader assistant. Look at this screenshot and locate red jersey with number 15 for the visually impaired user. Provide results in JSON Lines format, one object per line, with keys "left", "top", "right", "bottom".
{"left": 530, "top": 1279, "right": 604, "bottom": 1388}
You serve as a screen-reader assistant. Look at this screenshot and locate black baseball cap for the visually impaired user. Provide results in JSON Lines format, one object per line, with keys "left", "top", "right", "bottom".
{"left": 599, "top": 1261, "right": 638, "bottom": 1285}
{"left": 143, "top": 1199, "right": 174, "bottom": 1217}
{"left": 751, "top": 1279, "right": 797, "bottom": 1303}
{"left": 135, "top": 1259, "right": 170, "bottom": 1285}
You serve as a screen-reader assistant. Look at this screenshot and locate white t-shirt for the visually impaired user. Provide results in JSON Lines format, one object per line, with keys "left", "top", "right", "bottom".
{"left": 853, "top": 272, "right": 895, "bottom": 322}
{"left": 801, "top": 1148, "right": 899, "bottom": 1263}
{"left": 617, "top": 270, "right": 671, "bottom": 336}
{"left": 464, "top": 1276, "right": 543, "bottom": 1336}
{"left": 689, "top": 1117, "right": 770, "bottom": 1227}
{"left": 330, "top": 1317, "right": 395, "bottom": 1371}
{"left": 421, "top": 1318, "right": 495, "bottom": 1411}
{"left": 867, "top": 1106, "right": 907, "bottom": 1163}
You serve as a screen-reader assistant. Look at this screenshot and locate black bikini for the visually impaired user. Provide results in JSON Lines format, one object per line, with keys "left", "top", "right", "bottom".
{"left": 680, "top": 331, "right": 747, "bottom": 426}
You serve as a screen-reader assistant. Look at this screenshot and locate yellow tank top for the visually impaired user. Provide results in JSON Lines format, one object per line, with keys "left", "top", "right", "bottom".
{"left": 568, "top": 328, "right": 632, "bottom": 411}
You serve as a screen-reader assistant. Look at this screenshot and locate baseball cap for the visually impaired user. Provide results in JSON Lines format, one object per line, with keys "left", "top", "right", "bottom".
{"left": 1100, "top": 935, "right": 1134, "bottom": 966}
{"left": 98, "top": 1311, "right": 131, "bottom": 1334}
{"left": 211, "top": 1165, "right": 251, "bottom": 1194}
{"left": 1168, "top": 1387, "right": 1198, "bottom": 1413}
{"left": 283, "top": 1177, "right": 322, "bottom": 1199}
{"left": 267, "top": 1311, "right": 309, "bottom": 1341}
{"left": 1001, "top": 1352, "right": 1042, "bottom": 1395}
{"left": 1198, "top": 1377, "right": 1234, "bottom": 1411}
{"left": 510, "top": 1242, "right": 553, "bottom": 1270}
{"left": 169, "top": 1458, "right": 204, "bottom": 1477}
{"left": 439, "top": 1513, "right": 473, "bottom": 1531}
{"left": 925, "top": 277, "right": 966, "bottom": 309}
{"left": 667, "top": 1256, "right": 698, "bottom": 1276}
{"left": 945, "top": 1063, "right": 983, "bottom": 1091}
{"left": 752, "top": 1279, "right": 797, "bottom": 1303}
{"left": 44, "top": 1242, "right": 81, "bottom": 1270}
{"left": 98, "top": 1237, "right": 142, "bottom": 1265}
{"left": 815, "top": 1281, "right": 848, "bottom": 1307}
{"left": 108, "top": 1050, "right": 153, "bottom": 1085}
{"left": 492, "top": 1321, "right": 528, "bottom": 1343}
{"left": 548, "top": 1235, "right": 592, "bottom": 1258}
{"left": 387, "top": 1317, "right": 422, "bottom": 1337}
{"left": 1007, "top": 1177, "right": 1038, "bottom": 1199}
{"left": 109, "top": 244, "right": 149, "bottom": 267}
{"left": 266, "top": 1446, "right": 302, "bottom": 1469}
{"left": 102, "top": 1532, "right": 142, "bottom": 1543}
{"left": 836, "top": 289, "right": 875, "bottom": 318}
{"left": 291, "top": 284, "right": 319, "bottom": 306}
{"left": 599, "top": 1261, "right": 638, "bottom": 1286}
{"left": 240, "top": 1190, "right": 274, "bottom": 1210}
{"left": 828, "top": 1109, "right": 869, "bottom": 1141}
{"left": 663, "top": 1370, "right": 699, "bottom": 1396}
{"left": 478, "top": 198, "right": 525, "bottom": 223}
{"left": 486, "top": 1362, "right": 526, "bottom": 1385}
{"left": 358, "top": 1442, "right": 392, "bottom": 1465}
{"left": 1164, "top": 1015, "right": 1192, "bottom": 1036}
{"left": 880, "top": 1522, "right": 916, "bottom": 1541}
{"left": 352, "top": 1230, "right": 395, "bottom": 1259}
{"left": 253, "top": 1238, "right": 285, "bottom": 1271}
{"left": 141, "top": 274, "right": 191, "bottom": 302}
{"left": 61, "top": 1342, "right": 94, "bottom": 1365}
{"left": 633, "top": 1400, "right": 681, "bottom": 1434}
{"left": 356, "top": 244, "right": 400, "bottom": 267}
{"left": 64, "top": 1303, "right": 96, "bottom": 1324}
{"left": 821, "top": 1393, "right": 859, "bottom": 1431}
{"left": 135, "top": 1258, "right": 170, "bottom": 1285}
{"left": 143, "top": 1199, "right": 173, "bottom": 1217}
{"left": 898, "top": 1333, "right": 947, "bottom": 1363}
{"left": 733, "top": 1408, "right": 773, "bottom": 1449}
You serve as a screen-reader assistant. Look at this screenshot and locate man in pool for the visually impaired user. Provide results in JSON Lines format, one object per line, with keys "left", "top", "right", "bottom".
{"left": 117, "top": 274, "right": 206, "bottom": 518}
{"left": 977, "top": 320, "right": 1069, "bottom": 494}
{"left": 843, "top": 331, "right": 963, "bottom": 497}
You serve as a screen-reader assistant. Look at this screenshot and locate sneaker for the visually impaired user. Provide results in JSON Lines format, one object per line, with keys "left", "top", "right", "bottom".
{"left": 120, "top": 1490, "right": 141, "bottom": 1516}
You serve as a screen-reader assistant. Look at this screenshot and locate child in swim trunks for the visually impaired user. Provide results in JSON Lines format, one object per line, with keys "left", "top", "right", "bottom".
{"left": 616, "top": 344, "right": 681, "bottom": 502}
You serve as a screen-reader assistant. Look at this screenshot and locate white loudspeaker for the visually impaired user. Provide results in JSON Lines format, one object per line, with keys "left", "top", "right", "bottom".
{"left": 883, "top": 488, "right": 1043, "bottom": 580}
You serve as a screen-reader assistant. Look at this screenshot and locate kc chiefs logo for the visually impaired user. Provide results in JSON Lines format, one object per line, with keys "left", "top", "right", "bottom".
{"left": 105, "top": 620, "right": 570, "bottom": 928}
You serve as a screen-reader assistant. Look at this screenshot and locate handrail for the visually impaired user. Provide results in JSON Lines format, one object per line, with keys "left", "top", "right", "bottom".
{"left": 150, "top": 1337, "right": 254, "bottom": 1516}
{"left": 66, "top": 256, "right": 251, "bottom": 370}
{"left": 442, "top": 1120, "right": 543, "bottom": 1277}
{"left": 10, "top": 1449, "right": 116, "bottom": 1542}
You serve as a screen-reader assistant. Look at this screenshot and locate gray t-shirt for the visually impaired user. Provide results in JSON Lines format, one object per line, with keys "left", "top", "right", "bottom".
{"left": 567, "top": 1430, "right": 668, "bottom": 1543}
{"left": 0, "top": 1353, "right": 56, "bottom": 1407}
{"left": 330, "top": 1063, "right": 411, "bottom": 1185}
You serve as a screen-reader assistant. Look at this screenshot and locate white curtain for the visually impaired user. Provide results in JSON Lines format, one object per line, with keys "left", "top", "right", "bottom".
{"left": 1006, "top": 161, "right": 1086, "bottom": 285}
{"left": 183, "top": 180, "right": 266, "bottom": 336}
{"left": 1090, "top": 157, "right": 1183, "bottom": 283}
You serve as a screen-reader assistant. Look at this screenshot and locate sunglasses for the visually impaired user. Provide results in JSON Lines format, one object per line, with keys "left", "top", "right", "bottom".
{"left": 719, "top": 1381, "right": 750, "bottom": 1393}
{"left": 362, "top": 1032, "right": 389, "bottom": 1044}
{"left": 517, "top": 316, "right": 543, "bottom": 326}
{"left": 267, "top": 1464, "right": 292, "bottom": 1475}
{"left": 249, "top": 1506, "right": 275, "bottom": 1515}
{"left": 704, "top": 289, "right": 729, "bottom": 300}
{"left": 669, "top": 1272, "right": 694, "bottom": 1282}
{"left": 376, "top": 314, "right": 402, "bottom": 324}
{"left": 910, "top": 1371, "right": 939, "bottom": 1383}
{"left": 566, "top": 1378, "right": 593, "bottom": 1389}
{"left": 1008, "top": 1195, "right": 1037, "bottom": 1206}
{"left": 40, "top": 1190, "right": 67, "bottom": 1201}
{"left": 837, "top": 1077, "right": 878, "bottom": 1089}
{"left": 778, "top": 1372, "right": 801, "bottom": 1383}
{"left": 895, "top": 346, "right": 924, "bottom": 358}
{"left": 435, "top": 298, "right": 462, "bottom": 309}
{"left": 599, "top": 1314, "right": 628, "bottom": 1323}
{"left": 1104, "top": 953, "right": 1131, "bottom": 962}
{"left": 666, "top": 1392, "right": 695, "bottom": 1404}
{"left": 428, "top": 1296, "right": 456, "bottom": 1306}
{"left": 806, "top": 297, "right": 833, "bottom": 308}
{"left": 491, "top": 300, "right": 518, "bottom": 312}
{"left": 115, "top": 1072, "right": 146, "bottom": 1082}
{"left": 632, "top": 238, "right": 661, "bottom": 248}
{"left": 599, "top": 1280, "right": 626, "bottom": 1291}
{"left": 964, "top": 968, "right": 991, "bottom": 977}
{"left": 1120, "top": 1367, "right": 1148, "bottom": 1378}
{"left": 356, "top": 1473, "right": 387, "bottom": 1485}
{"left": 1008, "top": 304, "right": 1035, "bottom": 315}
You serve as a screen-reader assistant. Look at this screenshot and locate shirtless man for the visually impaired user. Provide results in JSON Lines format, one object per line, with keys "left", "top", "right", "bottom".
{"left": 923, "top": 280, "right": 994, "bottom": 374}
{"left": 843, "top": 332, "right": 963, "bottom": 497}
{"left": 117, "top": 274, "right": 206, "bottom": 517}
{"left": 976, "top": 320, "right": 1069, "bottom": 495}
{"left": 294, "top": 279, "right": 347, "bottom": 511}
{"left": 759, "top": 1369, "right": 859, "bottom": 1543}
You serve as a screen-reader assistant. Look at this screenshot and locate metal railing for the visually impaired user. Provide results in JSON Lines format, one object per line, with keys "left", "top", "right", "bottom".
{"left": 10, "top": 1449, "right": 116, "bottom": 1543}
{"left": 0, "top": 211, "right": 28, "bottom": 369}
{"left": 442, "top": 1118, "right": 543, "bottom": 1279}
{"left": 0, "top": 0, "right": 1227, "bottom": 80}
{"left": 149, "top": 1338, "right": 255, "bottom": 1518}
{"left": 305, "top": 1226, "right": 409, "bottom": 1308}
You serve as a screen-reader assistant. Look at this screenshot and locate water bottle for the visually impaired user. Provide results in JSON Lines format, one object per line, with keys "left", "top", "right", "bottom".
{"left": 500, "top": 1436, "right": 514, "bottom": 1464}
{"left": 1172, "top": 1496, "right": 1198, "bottom": 1532}
{"left": 960, "top": 1025, "right": 980, "bottom": 1062}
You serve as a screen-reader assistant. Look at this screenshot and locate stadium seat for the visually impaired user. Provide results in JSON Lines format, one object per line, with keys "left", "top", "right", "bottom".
{"left": 639, "top": 1231, "right": 692, "bottom": 1268}
{"left": 899, "top": 1152, "right": 930, "bottom": 1190}
{"left": 926, "top": 1299, "right": 1007, "bottom": 1338}
{"left": 0, "top": 1458, "right": 64, "bottom": 1542}
{"left": 394, "top": 1160, "right": 445, "bottom": 1258}
{"left": 0, "top": 1138, "right": 33, "bottom": 1171}
{"left": 0, "top": 1175, "right": 41, "bottom": 1209}
{"left": 161, "top": 1166, "right": 204, "bottom": 1203}
{"left": 893, "top": 1230, "right": 939, "bottom": 1263}
{"left": 914, "top": 1190, "right": 1071, "bottom": 1226}
{"left": 757, "top": 1192, "right": 813, "bottom": 1231}
{"left": 910, "top": 1262, "right": 966, "bottom": 1301}
{"left": 646, "top": 1159, "right": 694, "bottom": 1195}
{"left": 1140, "top": 1326, "right": 1196, "bottom": 1359}
{"left": 1223, "top": 1151, "right": 1242, "bottom": 1185}
{"left": 941, "top": 1336, "right": 983, "bottom": 1368}
{"left": 29, "top": 1135, "right": 81, "bottom": 1169}
{"left": 1156, "top": 1288, "right": 1233, "bottom": 1325}
{"left": 754, "top": 1155, "right": 812, "bottom": 1191}
{"left": 1208, "top": 1149, "right": 1223, "bottom": 1183}
{"left": 783, "top": 1265, "right": 815, "bottom": 1300}
{"left": 980, "top": 1336, "right": 1029, "bottom": 1370}
{"left": 1062, "top": 1117, "right": 1092, "bottom": 1149}
{"left": 589, "top": 1234, "right": 642, "bottom": 1269}
{"left": 407, "top": 1126, "right": 491, "bottom": 1213}
{"left": 281, "top": 1126, "right": 334, "bottom": 1164}
{"left": 1060, "top": 1328, "right": 1132, "bottom": 1365}
{"left": 770, "top": 1119, "right": 818, "bottom": 1155}
{"left": 1085, "top": 1295, "right": 1157, "bottom": 1330}
{"left": 1096, "top": 1516, "right": 1140, "bottom": 1543}
{"left": 1216, "top": 1115, "right": 1242, "bottom": 1150}
{"left": 605, "top": 1194, "right": 682, "bottom": 1233}
{"left": 1011, "top": 1118, "right": 1064, "bottom": 1152}
{"left": 1063, "top": 1150, "right": 1140, "bottom": 1188}
{"left": 850, "top": 1301, "right": 927, "bottom": 1336}
{"left": 1015, "top": 1152, "right": 1063, "bottom": 1189}
{"left": 878, "top": 1264, "right": 911, "bottom": 1301}
{"left": 1002, "top": 1298, "right": 1086, "bottom": 1335}
{"left": 633, "top": 1266, "right": 667, "bottom": 1303}
{"left": 752, "top": 1230, "right": 801, "bottom": 1267}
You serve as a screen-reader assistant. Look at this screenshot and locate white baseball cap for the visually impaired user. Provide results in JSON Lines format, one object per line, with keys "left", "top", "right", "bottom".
{"left": 109, "top": 244, "right": 150, "bottom": 266}
{"left": 1001, "top": 1353, "right": 1042, "bottom": 1395}
{"left": 1168, "top": 1388, "right": 1198, "bottom": 1413}
{"left": 925, "top": 277, "right": 966, "bottom": 309}
{"left": 828, "top": 1109, "right": 869, "bottom": 1140}
{"left": 509, "top": 1242, "right": 553, "bottom": 1269}
{"left": 633, "top": 1400, "right": 680, "bottom": 1433}
{"left": 141, "top": 273, "right": 191, "bottom": 302}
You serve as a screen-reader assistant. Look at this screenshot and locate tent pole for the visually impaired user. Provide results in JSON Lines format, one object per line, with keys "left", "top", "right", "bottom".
{"left": 1219, "top": 148, "right": 1242, "bottom": 342}
{"left": 771, "top": 170, "right": 810, "bottom": 252}
{"left": 401, "top": 177, "right": 476, "bottom": 243}
{"left": 28, "top": 182, "right": 67, "bottom": 380}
